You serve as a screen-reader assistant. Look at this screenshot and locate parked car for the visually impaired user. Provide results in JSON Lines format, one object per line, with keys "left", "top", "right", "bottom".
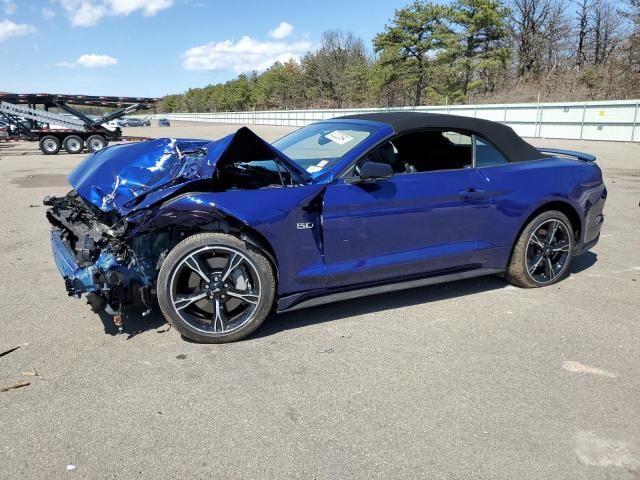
{"left": 158, "top": 118, "right": 171, "bottom": 127}
{"left": 0, "top": 119, "right": 31, "bottom": 135}
{"left": 123, "top": 117, "right": 150, "bottom": 127}
{"left": 44, "top": 112, "right": 606, "bottom": 343}
{"left": 102, "top": 120, "right": 124, "bottom": 131}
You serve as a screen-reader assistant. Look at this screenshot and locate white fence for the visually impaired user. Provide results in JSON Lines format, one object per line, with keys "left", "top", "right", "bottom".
{"left": 157, "top": 100, "right": 640, "bottom": 142}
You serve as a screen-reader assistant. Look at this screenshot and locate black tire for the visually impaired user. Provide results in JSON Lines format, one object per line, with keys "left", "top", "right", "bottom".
{"left": 157, "top": 232, "right": 276, "bottom": 343}
{"left": 86, "top": 134, "right": 107, "bottom": 153}
{"left": 39, "top": 135, "right": 61, "bottom": 155}
{"left": 506, "top": 210, "right": 574, "bottom": 288}
{"left": 63, "top": 134, "right": 84, "bottom": 154}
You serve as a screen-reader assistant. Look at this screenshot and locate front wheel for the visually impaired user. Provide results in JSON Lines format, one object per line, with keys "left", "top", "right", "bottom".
{"left": 157, "top": 233, "right": 276, "bottom": 343}
{"left": 506, "top": 210, "right": 575, "bottom": 288}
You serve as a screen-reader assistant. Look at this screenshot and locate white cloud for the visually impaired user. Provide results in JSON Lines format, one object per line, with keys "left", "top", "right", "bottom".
{"left": 269, "top": 21, "right": 293, "bottom": 40}
{"left": 56, "top": 53, "right": 118, "bottom": 67}
{"left": 183, "top": 36, "right": 311, "bottom": 73}
{"left": 57, "top": 0, "right": 173, "bottom": 27}
{"left": 58, "top": 1, "right": 106, "bottom": 27}
{"left": 0, "top": 19, "right": 36, "bottom": 41}
{"left": 1, "top": 0, "right": 16, "bottom": 15}
{"left": 42, "top": 7, "right": 56, "bottom": 20}
{"left": 108, "top": 0, "right": 173, "bottom": 16}
{"left": 77, "top": 53, "right": 118, "bottom": 67}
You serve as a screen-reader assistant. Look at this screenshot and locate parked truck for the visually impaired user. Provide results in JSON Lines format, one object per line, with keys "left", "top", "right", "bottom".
{"left": 0, "top": 93, "right": 158, "bottom": 155}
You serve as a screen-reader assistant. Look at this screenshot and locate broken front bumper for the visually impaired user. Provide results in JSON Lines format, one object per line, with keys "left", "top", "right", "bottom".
{"left": 51, "top": 229, "right": 100, "bottom": 296}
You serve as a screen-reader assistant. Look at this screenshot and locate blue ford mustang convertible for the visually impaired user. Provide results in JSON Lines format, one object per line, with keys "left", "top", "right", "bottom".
{"left": 44, "top": 113, "right": 607, "bottom": 343}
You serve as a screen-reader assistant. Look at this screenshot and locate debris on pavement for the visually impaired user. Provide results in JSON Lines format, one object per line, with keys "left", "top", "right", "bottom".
{"left": 0, "top": 346, "right": 20, "bottom": 358}
{"left": 22, "top": 370, "right": 40, "bottom": 377}
{"left": 1, "top": 381, "right": 30, "bottom": 392}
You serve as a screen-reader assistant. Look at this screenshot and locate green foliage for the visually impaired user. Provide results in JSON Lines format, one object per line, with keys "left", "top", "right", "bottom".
{"left": 373, "top": 1, "right": 452, "bottom": 105}
{"left": 157, "top": 0, "right": 637, "bottom": 112}
{"left": 445, "top": 0, "right": 511, "bottom": 100}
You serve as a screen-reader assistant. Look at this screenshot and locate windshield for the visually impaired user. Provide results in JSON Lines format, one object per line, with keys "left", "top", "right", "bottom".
{"left": 272, "top": 122, "right": 378, "bottom": 174}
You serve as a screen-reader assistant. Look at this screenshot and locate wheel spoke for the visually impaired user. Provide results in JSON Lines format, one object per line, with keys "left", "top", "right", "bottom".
{"left": 226, "top": 288, "right": 259, "bottom": 305}
{"left": 545, "top": 257, "right": 556, "bottom": 280}
{"left": 220, "top": 253, "right": 243, "bottom": 282}
{"left": 528, "top": 254, "right": 544, "bottom": 274}
{"left": 546, "top": 221, "right": 559, "bottom": 243}
{"left": 174, "top": 292, "right": 207, "bottom": 311}
{"left": 551, "top": 241, "right": 570, "bottom": 253}
{"left": 213, "top": 299, "right": 227, "bottom": 332}
{"left": 531, "top": 233, "right": 545, "bottom": 248}
{"left": 184, "top": 254, "right": 210, "bottom": 282}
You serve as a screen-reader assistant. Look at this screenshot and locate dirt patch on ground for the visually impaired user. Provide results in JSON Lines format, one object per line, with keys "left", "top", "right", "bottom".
{"left": 10, "top": 174, "right": 69, "bottom": 188}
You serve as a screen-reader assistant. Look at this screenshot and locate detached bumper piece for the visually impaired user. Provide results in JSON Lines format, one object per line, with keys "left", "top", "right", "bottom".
{"left": 51, "top": 229, "right": 90, "bottom": 297}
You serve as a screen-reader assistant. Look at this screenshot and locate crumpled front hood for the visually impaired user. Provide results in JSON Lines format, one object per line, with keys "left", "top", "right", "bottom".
{"left": 68, "top": 127, "right": 310, "bottom": 216}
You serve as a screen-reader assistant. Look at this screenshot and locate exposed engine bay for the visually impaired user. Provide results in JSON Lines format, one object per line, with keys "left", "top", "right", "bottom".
{"left": 216, "top": 160, "right": 295, "bottom": 191}
{"left": 44, "top": 191, "right": 167, "bottom": 326}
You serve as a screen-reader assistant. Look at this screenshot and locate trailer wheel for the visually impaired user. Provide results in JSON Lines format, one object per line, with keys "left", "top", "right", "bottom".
{"left": 87, "top": 135, "right": 107, "bottom": 152}
{"left": 63, "top": 135, "right": 84, "bottom": 154}
{"left": 39, "top": 135, "right": 61, "bottom": 155}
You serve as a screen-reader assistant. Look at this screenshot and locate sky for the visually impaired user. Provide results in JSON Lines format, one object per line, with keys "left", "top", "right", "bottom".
{"left": 0, "top": 0, "right": 411, "bottom": 97}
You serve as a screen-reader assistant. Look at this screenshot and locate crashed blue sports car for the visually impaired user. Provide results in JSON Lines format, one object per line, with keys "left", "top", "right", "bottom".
{"left": 44, "top": 112, "right": 607, "bottom": 343}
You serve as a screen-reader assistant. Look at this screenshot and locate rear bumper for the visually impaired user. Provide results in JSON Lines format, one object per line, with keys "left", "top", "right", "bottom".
{"left": 576, "top": 232, "right": 600, "bottom": 256}
{"left": 577, "top": 182, "right": 607, "bottom": 254}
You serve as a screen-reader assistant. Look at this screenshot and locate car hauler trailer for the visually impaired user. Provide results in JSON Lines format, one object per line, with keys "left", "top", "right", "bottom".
{"left": 0, "top": 93, "right": 158, "bottom": 155}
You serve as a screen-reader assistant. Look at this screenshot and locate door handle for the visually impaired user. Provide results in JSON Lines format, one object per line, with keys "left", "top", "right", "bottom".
{"left": 458, "top": 188, "right": 486, "bottom": 200}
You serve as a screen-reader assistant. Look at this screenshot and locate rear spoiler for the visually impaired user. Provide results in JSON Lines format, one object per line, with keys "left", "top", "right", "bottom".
{"left": 537, "top": 148, "right": 596, "bottom": 162}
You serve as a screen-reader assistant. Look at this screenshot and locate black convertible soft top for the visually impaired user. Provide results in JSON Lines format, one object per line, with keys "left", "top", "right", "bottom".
{"left": 336, "top": 112, "right": 546, "bottom": 163}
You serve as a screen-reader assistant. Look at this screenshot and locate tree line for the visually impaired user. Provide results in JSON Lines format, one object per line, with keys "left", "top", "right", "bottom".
{"left": 159, "top": 0, "right": 640, "bottom": 113}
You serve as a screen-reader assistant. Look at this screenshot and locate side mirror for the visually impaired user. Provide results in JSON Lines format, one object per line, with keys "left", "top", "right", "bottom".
{"left": 358, "top": 160, "right": 393, "bottom": 181}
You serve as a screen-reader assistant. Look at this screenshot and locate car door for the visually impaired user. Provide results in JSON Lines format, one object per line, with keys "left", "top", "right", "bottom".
{"left": 321, "top": 141, "right": 493, "bottom": 288}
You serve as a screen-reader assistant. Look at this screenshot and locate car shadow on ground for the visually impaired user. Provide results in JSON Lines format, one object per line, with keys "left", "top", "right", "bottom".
{"left": 254, "top": 275, "right": 510, "bottom": 339}
{"left": 98, "top": 307, "right": 167, "bottom": 340}
{"left": 253, "top": 251, "right": 599, "bottom": 339}
{"left": 95, "top": 251, "right": 598, "bottom": 341}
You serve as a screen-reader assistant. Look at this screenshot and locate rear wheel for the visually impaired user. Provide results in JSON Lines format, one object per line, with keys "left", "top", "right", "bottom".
{"left": 157, "top": 233, "right": 276, "bottom": 343}
{"left": 63, "top": 135, "right": 84, "bottom": 154}
{"left": 506, "top": 210, "right": 574, "bottom": 288}
{"left": 39, "top": 135, "right": 60, "bottom": 155}
{"left": 86, "top": 134, "right": 107, "bottom": 152}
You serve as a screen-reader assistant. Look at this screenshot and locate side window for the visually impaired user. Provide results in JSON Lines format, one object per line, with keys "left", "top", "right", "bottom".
{"left": 475, "top": 137, "right": 509, "bottom": 167}
{"left": 392, "top": 130, "right": 473, "bottom": 173}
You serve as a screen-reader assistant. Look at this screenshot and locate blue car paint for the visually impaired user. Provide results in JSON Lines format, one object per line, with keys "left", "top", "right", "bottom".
{"left": 54, "top": 119, "right": 606, "bottom": 312}
{"left": 51, "top": 229, "right": 150, "bottom": 295}
{"left": 321, "top": 168, "right": 492, "bottom": 287}
{"left": 69, "top": 129, "right": 311, "bottom": 216}
{"left": 69, "top": 138, "right": 211, "bottom": 214}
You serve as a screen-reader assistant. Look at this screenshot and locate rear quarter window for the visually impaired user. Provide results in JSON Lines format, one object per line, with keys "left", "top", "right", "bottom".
{"left": 475, "top": 138, "right": 509, "bottom": 167}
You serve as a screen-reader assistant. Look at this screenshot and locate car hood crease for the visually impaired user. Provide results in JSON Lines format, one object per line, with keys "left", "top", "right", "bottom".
{"left": 68, "top": 126, "right": 310, "bottom": 216}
